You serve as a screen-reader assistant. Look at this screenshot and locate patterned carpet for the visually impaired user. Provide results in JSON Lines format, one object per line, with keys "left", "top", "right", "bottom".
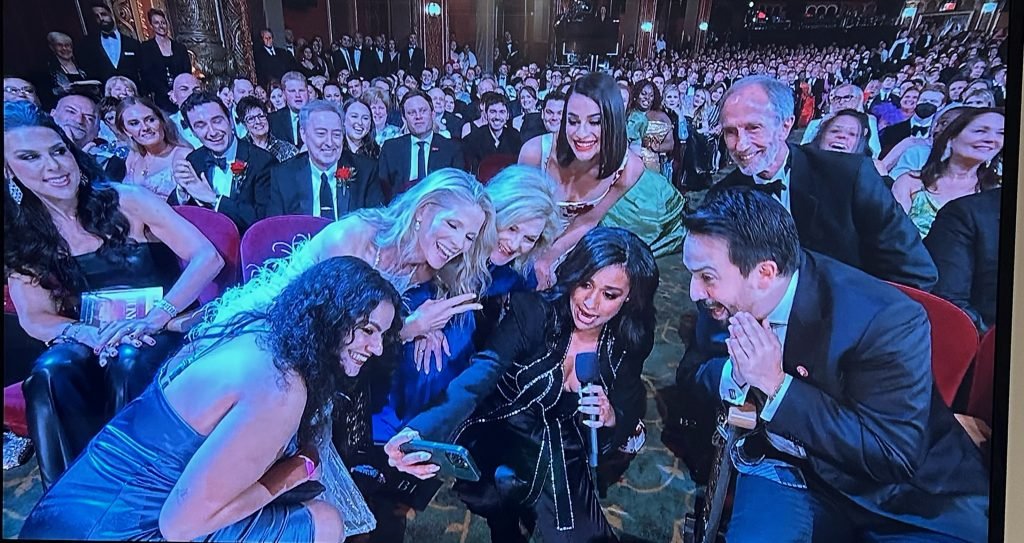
{"left": 2, "top": 253, "right": 698, "bottom": 542}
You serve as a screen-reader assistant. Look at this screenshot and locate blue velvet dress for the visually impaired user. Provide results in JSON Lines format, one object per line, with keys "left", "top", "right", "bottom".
{"left": 371, "top": 264, "right": 536, "bottom": 442}
{"left": 20, "top": 364, "right": 315, "bottom": 541}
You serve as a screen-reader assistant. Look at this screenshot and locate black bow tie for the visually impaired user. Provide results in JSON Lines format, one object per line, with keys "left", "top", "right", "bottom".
{"left": 758, "top": 180, "right": 787, "bottom": 197}
{"left": 911, "top": 125, "right": 929, "bottom": 137}
{"left": 212, "top": 156, "right": 227, "bottom": 171}
{"left": 101, "top": 31, "right": 116, "bottom": 39}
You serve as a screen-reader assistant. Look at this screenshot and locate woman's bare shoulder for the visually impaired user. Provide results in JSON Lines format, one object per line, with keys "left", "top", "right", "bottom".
{"left": 313, "top": 215, "right": 377, "bottom": 260}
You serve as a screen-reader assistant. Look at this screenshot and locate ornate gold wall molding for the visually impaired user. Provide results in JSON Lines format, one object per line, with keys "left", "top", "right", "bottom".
{"left": 164, "top": 0, "right": 255, "bottom": 87}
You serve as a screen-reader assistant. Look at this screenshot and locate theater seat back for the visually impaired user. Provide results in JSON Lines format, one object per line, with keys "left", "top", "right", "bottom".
{"left": 888, "top": 282, "right": 979, "bottom": 407}
{"left": 173, "top": 206, "right": 242, "bottom": 304}
{"left": 240, "top": 215, "right": 332, "bottom": 283}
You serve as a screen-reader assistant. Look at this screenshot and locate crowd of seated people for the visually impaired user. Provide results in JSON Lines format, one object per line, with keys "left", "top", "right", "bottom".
{"left": 2, "top": 5, "right": 1007, "bottom": 541}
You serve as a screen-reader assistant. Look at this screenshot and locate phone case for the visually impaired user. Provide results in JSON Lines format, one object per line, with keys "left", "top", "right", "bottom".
{"left": 400, "top": 439, "right": 482, "bottom": 482}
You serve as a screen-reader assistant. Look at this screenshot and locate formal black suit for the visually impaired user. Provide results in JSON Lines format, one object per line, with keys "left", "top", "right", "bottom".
{"left": 713, "top": 144, "right": 938, "bottom": 291}
{"left": 866, "top": 90, "right": 899, "bottom": 112}
{"left": 330, "top": 47, "right": 356, "bottom": 76}
{"left": 360, "top": 47, "right": 383, "bottom": 79}
{"left": 462, "top": 127, "right": 522, "bottom": 174}
{"left": 803, "top": 77, "right": 827, "bottom": 114}
{"left": 686, "top": 251, "right": 988, "bottom": 542}
{"left": 399, "top": 46, "right": 426, "bottom": 76}
{"left": 879, "top": 119, "right": 920, "bottom": 159}
{"left": 168, "top": 139, "right": 276, "bottom": 232}
{"left": 253, "top": 45, "right": 297, "bottom": 87}
{"left": 924, "top": 188, "right": 1001, "bottom": 332}
{"left": 77, "top": 30, "right": 141, "bottom": 83}
{"left": 377, "top": 134, "right": 464, "bottom": 202}
{"left": 265, "top": 151, "right": 382, "bottom": 218}
{"left": 268, "top": 108, "right": 302, "bottom": 147}
{"left": 137, "top": 38, "right": 192, "bottom": 112}
{"left": 439, "top": 112, "right": 463, "bottom": 139}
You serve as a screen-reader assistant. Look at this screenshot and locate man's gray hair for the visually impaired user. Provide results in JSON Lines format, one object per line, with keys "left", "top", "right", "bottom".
{"left": 833, "top": 83, "right": 865, "bottom": 110}
{"left": 721, "top": 75, "right": 795, "bottom": 125}
{"left": 299, "top": 99, "right": 343, "bottom": 130}
{"left": 280, "top": 71, "right": 307, "bottom": 87}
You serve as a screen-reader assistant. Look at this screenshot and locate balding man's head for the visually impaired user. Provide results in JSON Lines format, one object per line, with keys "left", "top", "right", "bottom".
{"left": 170, "top": 73, "right": 201, "bottom": 107}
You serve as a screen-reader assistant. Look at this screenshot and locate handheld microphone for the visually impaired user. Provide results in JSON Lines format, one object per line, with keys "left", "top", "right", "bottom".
{"left": 575, "top": 352, "right": 601, "bottom": 471}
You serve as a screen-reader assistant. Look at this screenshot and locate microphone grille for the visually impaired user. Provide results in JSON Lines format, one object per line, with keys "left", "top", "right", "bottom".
{"left": 575, "top": 352, "right": 600, "bottom": 383}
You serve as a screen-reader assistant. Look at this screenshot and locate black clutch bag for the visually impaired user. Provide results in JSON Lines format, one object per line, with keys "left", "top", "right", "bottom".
{"left": 271, "top": 480, "right": 327, "bottom": 505}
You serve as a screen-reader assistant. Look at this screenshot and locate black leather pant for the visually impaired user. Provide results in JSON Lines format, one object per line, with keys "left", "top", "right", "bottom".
{"left": 22, "top": 332, "right": 183, "bottom": 489}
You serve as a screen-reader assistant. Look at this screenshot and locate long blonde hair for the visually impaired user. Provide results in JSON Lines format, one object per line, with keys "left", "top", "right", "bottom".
{"left": 355, "top": 167, "right": 496, "bottom": 298}
{"left": 485, "top": 165, "right": 561, "bottom": 272}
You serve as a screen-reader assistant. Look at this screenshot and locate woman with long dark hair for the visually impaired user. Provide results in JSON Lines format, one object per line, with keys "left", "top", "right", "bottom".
{"left": 519, "top": 73, "right": 683, "bottom": 286}
{"left": 385, "top": 227, "right": 659, "bottom": 542}
{"left": 4, "top": 101, "right": 223, "bottom": 489}
{"left": 891, "top": 107, "right": 1004, "bottom": 237}
{"left": 343, "top": 98, "right": 380, "bottom": 159}
{"left": 20, "top": 256, "right": 403, "bottom": 541}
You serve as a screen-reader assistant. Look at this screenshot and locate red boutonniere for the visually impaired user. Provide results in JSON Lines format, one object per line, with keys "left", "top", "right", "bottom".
{"left": 335, "top": 165, "right": 357, "bottom": 187}
{"left": 230, "top": 160, "right": 247, "bottom": 177}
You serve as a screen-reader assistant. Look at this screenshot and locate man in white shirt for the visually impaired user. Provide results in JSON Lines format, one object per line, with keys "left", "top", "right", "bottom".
{"left": 266, "top": 100, "right": 383, "bottom": 217}
{"left": 377, "top": 90, "right": 464, "bottom": 201}
{"left": 268, "top": 71, "right": 309, "bottom": 148}
{"left": 166, "top": 73, "right": 203, "bottom": 148}
{"left": 80, "top": 1, "right": 140, "bottom": 82}
{"left": 171, "top": 90, "right": 277, "bottom": 231}
{"left": 253, "top": 28, "right": 298, "bottom": 87}
{"left": 230, "top": 77, "right": 255, "bottom": 138}
{"left": 679, "top": 187, "right": 988, "bottom": 543}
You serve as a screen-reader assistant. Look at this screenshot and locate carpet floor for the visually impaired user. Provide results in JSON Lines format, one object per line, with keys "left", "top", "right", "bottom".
{"left": 3, "top": 254, "right": 698, "bottom": 542}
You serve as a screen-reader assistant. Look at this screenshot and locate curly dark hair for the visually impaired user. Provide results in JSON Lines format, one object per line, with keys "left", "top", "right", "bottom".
{"left": 628, "top": 79, "right": 663, "bottom": 112}
{"left": 4, "top": 100, "right": 133, "bottom": 318}
{"left": 921, "top": 107, "right": 1003, "bottom": 193}
{"left": 545, "top": 227, "right": 659, "bottom": 360}
{"left": 187, "top": 256, "right": 403, "bottom": 447}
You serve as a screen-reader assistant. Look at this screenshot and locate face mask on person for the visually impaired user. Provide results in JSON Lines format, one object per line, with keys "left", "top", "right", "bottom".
{"left": 914, "top": 102, "right": 938, "bottom": 120}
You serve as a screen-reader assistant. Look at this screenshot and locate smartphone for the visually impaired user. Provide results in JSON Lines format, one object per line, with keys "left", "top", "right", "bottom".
{"left": 399, "top": 439, "right": 481, "bottom": 482}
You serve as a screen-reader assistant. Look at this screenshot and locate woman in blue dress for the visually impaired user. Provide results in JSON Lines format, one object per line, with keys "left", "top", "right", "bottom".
{"left": 20, "top": 256, "right": 404, "bottom": 542}
{"left": 371, "top": 164, "right": 563, "bottom": 443}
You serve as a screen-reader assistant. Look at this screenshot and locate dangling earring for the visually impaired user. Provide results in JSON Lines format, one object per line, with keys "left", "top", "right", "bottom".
{"left": 7, "top": 178, "right": 23, "bottom": 206}
{"left": 80, "top": 172, "right": 90, "bottom": 186}
{"left": 414, "top": 219, "right": 421, "bottom": 231}
{"left": 941, "top": 143, "right": 952, "bottom": 162}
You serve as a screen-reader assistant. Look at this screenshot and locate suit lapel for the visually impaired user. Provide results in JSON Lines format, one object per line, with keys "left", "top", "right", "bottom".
{"left": 787, "top": 145, "right": 819, "bottom": 236}
{"left": 296, "top": 158, "right": 314, "bottom": 215}
{"left": 783, "top": 252, "right": 832, "bottom": 383}
{"left": 232, "top": 141, "right": 252, "bottom": 198}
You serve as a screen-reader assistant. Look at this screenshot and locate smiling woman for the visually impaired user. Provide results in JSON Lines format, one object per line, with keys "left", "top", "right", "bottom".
{"left": 18, "top": 256, "right": 402, "bottom": 542}
{"left": 116, "top": 96, "right": 193, "bottom": 198}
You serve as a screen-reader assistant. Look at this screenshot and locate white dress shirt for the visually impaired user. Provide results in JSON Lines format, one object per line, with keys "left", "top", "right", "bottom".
{"left": 719, "top": 270, "right": 807, "bottom": 458}
{"left": 168, "top": 112, "right": 203, "bottom": 149}
{"left": 101, "top": 30, "right": 122, "bottom": 68}
{"left": 210, "top": 137, "right": 239, "bottom": 199}
{"left": 754, "top": 150, "right": 792, "bottom": 213}
{"left": 310, "top": 160, "right": 339, "bottom": 219}
{"left": 408, "top": 133, "right": 434, "bottom": 181}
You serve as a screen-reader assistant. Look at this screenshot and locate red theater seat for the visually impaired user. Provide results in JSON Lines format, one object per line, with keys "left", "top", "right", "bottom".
{"left": 478, "top": 153, "right": 517, "bottom": 183}
{"left": 966, "top": 327, "right": 996, "bottom": 427}
{"left": 173, "top": 206, "right": 242, "bottom": 304}
{"left": 240, "top": 215, "right": 332, "bottom": 283}
{"left": 887, "top": 282, "right": 980, "bottom": 407}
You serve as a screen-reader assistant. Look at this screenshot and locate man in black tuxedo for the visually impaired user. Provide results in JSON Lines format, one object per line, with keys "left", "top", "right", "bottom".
{"left": 679, "top": 188, "right": 988, "bottom": 543}
{"left": 331, "top": 35, "right": 357, "bottom": 77}
{"left": 879, "top": 85, "right": 945, "bottom": 158}
{"left": 253, "top": 28, "right": 298, "bottom": 87}
{"left": 359, "top": 35, "right": 382, "bottom": 80}
{"left": 266, "top": 100, "right": 383, "bottom": 218}
{"left": 268, "top": 71, "right": 309, "bottom": 148}
{"left": 462, "top": 91, "right": 521, "bottom": 174}
{"left": 924, "top": 188, "right": 1001, "bottom": 333}
{"left": 866, "top": 73, "right": 900, "bottom": 111}
{"left": 378, "top": 91, "right": 464, "bottom": 202}
{"left": 170, "top": 91, "right": 276, "bottom": 232}
{"left": 78, "top": 2, "right": 141, "bottom": 84}
{"left": 399, "top": 34, "right": 426, "bottom": 77}
{"left": 713, "top": 76, "right": 937, "bottom": 292}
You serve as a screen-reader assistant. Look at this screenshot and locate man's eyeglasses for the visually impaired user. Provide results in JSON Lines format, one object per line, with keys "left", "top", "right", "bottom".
{"left": 5, "top": 86, "right": 35, "bottom": 96}
{"left": 243, "top": 113, "right": 268, "bottom": 123}
{"left": 832, "top": 94, "right": 858, "bottom": 103}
